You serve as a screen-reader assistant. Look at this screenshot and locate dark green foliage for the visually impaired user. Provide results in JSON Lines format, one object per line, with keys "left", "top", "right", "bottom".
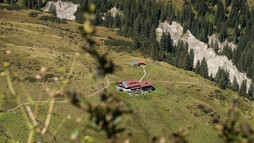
{"left": 214, "top": 40, "right": 219, "bottom": 54}
{"left": 248, "top": 83, "right": 254, "bottom": 100}
{"left": 239, "top": 80, "right": 247, "bottom": 96}
{"left": 160, "top": 33, "right": 173, "bottom": 52}
{"left": 191, "top": 0, "right": 208, "bottom": 16}
{"left": 29, "top": 12, "right": 39, "bottom": 18}
{"left": 104, "top": 37, "right": 133, "bottom": 48}
{"left": 225, "top": 0, "right": 231, "bottom": 7}
{"left": 215, "top": 67, "right": 230, "bottom": 90}
{"left": 24, "top": 77, "right": 37, "bottom": 82}
{"left": 39, "top": 16, "right": 67, "bottom": 24}
{"left": 22, "top": 0, "right": 45, "bottom": 9}
{"left": 232, "top": 76, "right": 239, "bottom": 91}
{"left": 0, "top": 4, "right": 24, "bottom": 10}
{"left": 200, "top": 58, "right": 208, "bottom": 79}
{"left": 214, "top": 1, "right": 226, "bottom": 25}
{"left": 173, "top": 41, "right": 194, "bottom": 70}
{"left": 195, "top": 60, "right": 201, "bottom": 74}
{"left": 48, "top": 4, "right": 57, "bottom": 16}
{"left": 218, "top": 24, "right": 228, "bottom": 42}
{"left": 189, "top": 49, "right": 194, "bottom": 70}
{"left": 222, "top": 44, "right": 232, "bottom": 59}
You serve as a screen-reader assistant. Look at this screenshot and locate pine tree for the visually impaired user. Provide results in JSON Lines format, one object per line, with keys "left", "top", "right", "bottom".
{"left": 114, "top": 14, "right": 121, "bottom": 28}
{"left": 239, "top": 80, "right": 247, "bottom": 96}
{"left": 182, "top": 51, "right": 190, "bottom": 70}
{"left": 219, "top": 24, "right": 228, "bottom": 42}
{"left": 208, "top": 21, "right": 214, "bottom": 36}
{"left": 38, "top": 0, "right": 42, "bottom": 9}
{"left": 49, "top": 4, "right": 57, "bottom": 16}
{"left": 215, "top": 67, "right": 230, "bottom": 90}
{"left": 151, "top": 40, "right": 160, "bottom": 60}
{"left": 189, "top": 49, "right": 194, "bottom": 70}
{"left": 195, "top": 60, "right": 201, "bottom": 74}
{"left": 200, "top": 57, "right": 208, "bottom": 78}
{"left": 225, "top": 0, "right": 231, "bottom": 7}
{"left": 214, "top": 40, "right": 219, "bottom": 54}
{"left": 160, "top": 33, "right": 167, "bottom": 51}
{"left": 248, "top": 83, "right": 254, "bottom": 99}
{"left": 232, "top": 76, "right": 239, "bottom": 91}
{"left": 166, "top": 34, "right": 173, "bottom": 52}
{"left": 196, "top": 0, "right": 207, "bottom": 16}
{"left": 134, "top": 13, "right": 141, "bottom": 34}
{"left": 133, "top": 37, "right": 140, "bottom": 49}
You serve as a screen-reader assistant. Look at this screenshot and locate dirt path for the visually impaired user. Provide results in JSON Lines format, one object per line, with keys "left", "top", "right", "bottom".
{"left": 152, "top": 81, "right": 217, "bottom": 89}
{"left": 6, "top": 101, "right": 68, "bottom": 113}
{"left": 139, "top": 66, "right": 146, "bottom": 81}
{"left": 7, "top": 76, "right": 111, "bottom": 112}
{"left": 87, "top": 76, "right": 111, "bottom": 97}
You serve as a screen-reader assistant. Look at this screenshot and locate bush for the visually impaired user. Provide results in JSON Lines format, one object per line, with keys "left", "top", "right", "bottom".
{"left": 0, "top": 4, "right": 24, "bottom": 10}
{"left": 104, "top": 38, "right": 133, "bottom": 47}
{"left": 39, "top": 16, "right": 67, "bottom": 24}
{"left": 29, "top": 12, "right": 39, "bottom": 18}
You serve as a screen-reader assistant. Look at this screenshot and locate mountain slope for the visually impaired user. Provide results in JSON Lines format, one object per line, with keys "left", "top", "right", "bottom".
{"left": 0, "top": 6, "right": 254, "bottom": 143}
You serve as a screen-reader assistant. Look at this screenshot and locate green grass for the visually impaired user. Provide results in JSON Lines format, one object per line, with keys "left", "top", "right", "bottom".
{"left": 0, "top": 6, "right": 254, "bottom": 143}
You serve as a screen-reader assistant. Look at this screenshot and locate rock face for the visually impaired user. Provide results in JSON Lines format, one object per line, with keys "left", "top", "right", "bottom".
{"left": 208, "top": 34, "right": 237, "bottom": 52}
{"left": 156, "top": 21, "right": 251, "bottom": 89}
{"left": 102, "top": 7, "right": 121, "bottom": 20}
{"left": 43, "top": 0, "right": 78, "bottom": 20}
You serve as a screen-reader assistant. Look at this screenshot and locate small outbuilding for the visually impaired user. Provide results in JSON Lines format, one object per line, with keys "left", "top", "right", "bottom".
{"left": 130, "top": 61, "right": 146, "bottom": 66}
{"left": 130, "top": 61, "right": 139, "bottom": 67}
{"left": 138, "top": 61, "right": 145, "bottom": 65}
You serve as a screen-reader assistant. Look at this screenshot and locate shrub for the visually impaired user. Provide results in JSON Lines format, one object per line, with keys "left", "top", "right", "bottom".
{"left": 0, "top": 4, "right": 24, "bottom": 10}
{"left": 29, "top": 12, "right": 39, "bottom": 18}
{"left": 39, "top": 16, "right": 67, "bottom": 24}
{"left": 104, "top": 38, "right": 133, "bottom": 47}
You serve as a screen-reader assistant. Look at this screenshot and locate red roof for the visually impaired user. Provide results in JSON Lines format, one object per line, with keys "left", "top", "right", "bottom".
{"left": 138, "top": 61, "right": 145, "bottom": 64}
{"left": 139, "top": 80, "right": 152, "bottom": 88}
{"left": 120, "top": 79, "right": 153, "bottom": 90}
{"left": 124, "top": 79, "right": 140, "bottom": 88}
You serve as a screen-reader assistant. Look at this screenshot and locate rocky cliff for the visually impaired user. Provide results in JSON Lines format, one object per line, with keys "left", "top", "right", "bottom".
{"left": 43, "top": 0, "right": 78, "bottom": 20}
{"left": 156, "top": 21, "right": 251, "bottom": 89}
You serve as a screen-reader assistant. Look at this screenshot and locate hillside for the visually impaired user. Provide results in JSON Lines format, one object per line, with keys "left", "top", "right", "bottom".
{"left": 0, "top": 6, "right": 254, "bottom": 143}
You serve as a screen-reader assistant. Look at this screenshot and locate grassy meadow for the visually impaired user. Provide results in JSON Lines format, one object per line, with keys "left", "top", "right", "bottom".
{"left": 0, "top": 6, "right": 254, "bottom": 143}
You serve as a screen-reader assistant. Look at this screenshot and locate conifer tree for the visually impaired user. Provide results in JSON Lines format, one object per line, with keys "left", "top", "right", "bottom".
{"left": 134, "top": 13, "right": 141, "bottom": 34}
{"left": 232, "top": 76, "right": 239, "bottom": 91}
{"left": 239, "top": 80, "right": 247, "bottom": 96}
{"left": 219, "top": 24, "right": 228, "bottom": 42}
{"left": 225, "top": 0, "right": 231, "bottom": 7}
{"left": 160, "top": 33, "right": 167, "bottom": 51}
{"left": 189, "top": 49, "right": 194, "bottom": 70}
{"left": 214, "top": 40, "right": 219, "bottom": 54}
{"left": 166, "top": 34, "right": 173, "bottom": 52}
{"left": 215, "top": 67, "right": 230, "bottom": 90}
{"left": 248, "top": 83, "right": 254, "bottom": 99}
{"left": 114, "top": 14, "right": 121, "bottom": 28}
{"left": 38, "top": 0, "right": 42, "bottom": 9}
{"left": 200, "top": 58, "right": 208, "bottom": 78}
{"left": 195, "top": 60, "right": 201, "bottom": 74}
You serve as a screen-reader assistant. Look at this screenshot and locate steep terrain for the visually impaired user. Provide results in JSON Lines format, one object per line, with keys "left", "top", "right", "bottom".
{"left": 43, "top": 0, "right": 78, "bottom": 20}
{"left": 156, "top": 21, "right": 252, "bottom": 89}
{"left": 0, "top": 6, "right": 254, "bottom": 143}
